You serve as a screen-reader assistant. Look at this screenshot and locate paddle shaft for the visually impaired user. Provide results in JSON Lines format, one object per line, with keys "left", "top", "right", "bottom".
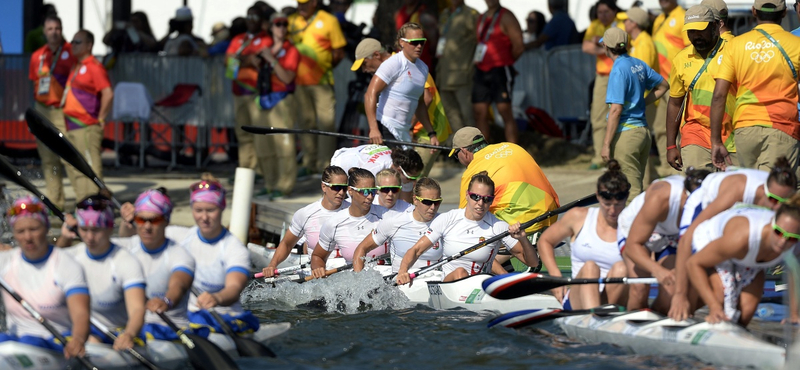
{"left": 389, "top": 193, "right": 600, "bottom": 282}
{"left": 189, "top": 287, "right": 239, "bottom": 338}
{"left": 254, "top": 263, "right": 309, "bottom": 278}
{"left": 300, "top": 252, "right": 391, "bottom": 282}
{"left": 0, "top": 277, "right": 99, "bottom": 370}
{"left": 0, "top": 155, "right": 66, "bottom": 220}
{"left": 89, "top": 317, "right": 162, "bottom": 370}
{"left": 241, "top": 126, "right": 450, "bottom": 151}
{"left": 155, "top": 312, "right": 198, "bottom": 349}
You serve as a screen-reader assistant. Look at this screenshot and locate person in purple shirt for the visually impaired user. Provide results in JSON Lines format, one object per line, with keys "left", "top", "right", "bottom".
{"left": 525, "top": 0, "right": 578, "bottom": 50}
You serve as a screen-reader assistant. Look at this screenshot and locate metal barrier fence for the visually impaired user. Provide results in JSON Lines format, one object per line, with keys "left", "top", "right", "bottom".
{"left": 0, "top": 45, "right": 594, "bottom": 148}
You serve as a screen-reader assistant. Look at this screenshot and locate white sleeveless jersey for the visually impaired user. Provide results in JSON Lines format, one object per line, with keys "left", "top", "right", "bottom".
{"left": 693, "top": 206, "right": 787, "bottom": 269}
{"left": 329, "top": 144, "right": 393, "bottom": 176}
{"left": 373, "top": 197, "right": 412, "bottom": 213}
{"left": 318, "top": 205, "right": 388, "bottom": 262}
{"left": 290, "top": 198, "right": 351, "bottom": 254}
{"left": 617, "top": 175, "right": 685, "bottom": 249}
{"left": 425, "top": 209, "right": 518, "bottom": 277}
{"left": 0, "top": 247, "right": 88, "bottom": 338}
{"left": 66, "top": 243, "right": 146, "bottom": 329}
{"left": 113, "top": 237, "right": 196, "bottom": 327}
{"left": 177, "top": 226, "right": 250, "bottom": 315}
{"left": 680, "top": 169, "right": 768, "bottom": 235}
{"left": 372, "top": 208, "right": 442, "bottom": 272}
{"left": 572, "top": 207, "right": 622, "bottom": 279}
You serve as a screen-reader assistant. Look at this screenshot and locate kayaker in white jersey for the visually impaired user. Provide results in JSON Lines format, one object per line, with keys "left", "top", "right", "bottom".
{"left": 537, "top": 161, "right": 630, "bottom": 310}
{"left": 353, "top": 177, "right": 443, "bottom": 273}
{"left": 310, "top": 167, "right": 389, "bottom": 278}
{"left": 260, "top": 166, "right": 350, "bottom": 278}
{"left": 671, "top": 158, "right": 797, "bottom": 321}
{"left": 687, "top": 201, "right": 800, "bottom": 327}
{"left": 389, "top": 148, "right": 425, "bottom": 204}
{"left": 113, "top": 189, "right": 202, "bottom": 341}
{"left": 396, "top": 171, "right": 539, "bottom": 283}
{"left": 618, "top": 168, "right": 710, "bottom": 311}
{"left": 373, "top": 168, "right": 412, "bottom": 212}
{"left": 57, "top": 195, "right": 147, "bottom": 350}
{"left": 330, "top": 144, "right": 393, "bottom": 176}
{"left": 0, "top": 196, "right": 90, "bottom": 358}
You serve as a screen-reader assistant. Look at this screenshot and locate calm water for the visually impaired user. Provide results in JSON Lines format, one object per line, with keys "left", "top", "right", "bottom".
{"left": 235, "top": 269, "right": 710, "bottom": 370}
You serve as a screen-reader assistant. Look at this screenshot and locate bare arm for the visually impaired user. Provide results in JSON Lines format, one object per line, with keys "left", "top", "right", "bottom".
{"left": 709, "top": 79, "right": 732, "bottom": 170}
{"left": 261, "top": 230, "right": 301, "bottom": 278}
{"left": 64, "top": 293, "right": 90, "bottom": 359}
{"left": 510, "top": 223, "right": 539, "bottom": 269}
{"left": 395, "top": 235, "right": 434, "bottom": 285}
{"left": 352, "top": 234, "right": 380, "bottom": 272}
{"left": 624, "top": 184, "right": 674, "bottom": 284}
{"left": 647, "top": 79, "right": 669, "bottom": 103}
{"left": 364, "top": 75, "right": 389, "bottom": 144}
{"left": 116, "top": 287, "right": 146, "bottom": 350}
{"left": 502, "top": 12, "right": 524, "bottom": 61}
{"left": 526, "top": 33, "right": 549, "bottom": 50}
{"left": 665, "top": 96, "right": 685, "bottom": 171}
{"left": 582, "top": 38, "right": 604, "bottom": 56}
{"left": 310, "top": 244, "right": 332, "bottom": 279}
{"left": 98, "top": 87, "right": 113, "bottom": 123}
{"left": 332, "top": 48, "right": 345, "bottom": 67}
{"left": 196, "top": 271, "right": 247, "bottom": 309}
{"left": 537, "top": 208, "right": 584, "bottom": 279}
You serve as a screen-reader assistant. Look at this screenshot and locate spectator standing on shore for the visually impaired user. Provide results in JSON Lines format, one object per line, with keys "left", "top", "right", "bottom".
{"left": 525, "top": 0, "right": 578, "bottom": 51}
{"left": 226, "top": 6, "right": 271, "bottom": 171}
{"left": 435, "top": 0, "right": 479, "bottom": 133}
{"left": 103, "top": 12, "right": 157, "bottom": 54}
{"left": 288, "top": 0, "right": 347, "bottom": 175}
{"left": 209, "top": 18, "right": 246, "bottom": 56}
{"left": 710, "top": 0, "right": 800, "bottom": 175}
{"left": 61, "top": 30, "right": 113, "bottom": 202}
{"left": 473, "top": 0, "right": 525, "bottom": 144}
{"left": 395, "top": 0, "right": 438, "bottom": 71}
{"left": 652, "top": 0, "right": 690, "bottom": 177}
{"left": 24, "top": 4, "right": 57, "bottom": 53}
{"left": 701, "top": 0, "right": 734, "bottom": 41}
{"left": 28, "top": 15, "right": 76, "bottom": 210}
{"left": 161, "top": 7, "right": 208, "bottom": 57}
{"left": 523, "top": 11, "right": 546, "bottom": 45}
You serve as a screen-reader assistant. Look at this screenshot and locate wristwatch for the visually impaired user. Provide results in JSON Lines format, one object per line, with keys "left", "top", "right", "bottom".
{"left": 427, "top": 130, "right": 437, "bottom": 137}
{"left": 162, "top": 297, "right": 174, "bottom": 309}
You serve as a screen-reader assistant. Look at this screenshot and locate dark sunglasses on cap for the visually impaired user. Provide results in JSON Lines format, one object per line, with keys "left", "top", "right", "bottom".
{"left": 322, "top": 181, "right": 348, "bottom": 192}
{"left": 467, "top": 191, "right": 494, "bottom": 204}
{"left": 190, "top": 180, "right": 224, "bottom": 193}
{"left": 77, "top": 195, "right": 112, "bottom": 211}
{"left": 350, "top": 186, "right": 378, "bottom": 197}
{"left": 598, "top": 190, "right": 629, "bottom": 201}
{"left": 378, "top": 186, "right": 402, "bottom": 194}
{"left": 415, "top": 196, "right": 443, "bottom": 206}
{"left": 133, "top": 214, "right": 166, "bottom": 226}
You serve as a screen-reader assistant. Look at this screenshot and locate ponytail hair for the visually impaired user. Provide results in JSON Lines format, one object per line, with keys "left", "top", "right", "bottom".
{"left": 347, "top": 167, "right": 375, "bottom": 187}
{"left": 391, "top": 148, "right": 424, "bottom": 175}
{"left": 597, "top": 160, "right": 630, "bottom": 193}
{"left": 767, "top": 156, "right": 798, "bottom": 189}
{"left": 467, "top": 170, "right": 495, "bottom": 194}
{"left": 684, "top": 167, "right": 712, "bottom": 193}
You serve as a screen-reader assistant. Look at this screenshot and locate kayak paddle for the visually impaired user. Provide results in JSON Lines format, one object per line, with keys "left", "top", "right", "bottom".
{"left": 89, "top": 317, "right": 162, "bottom": 370}
{"left": 241, "top": 126, "right": 450, "bottom": 151}
{"left": 156, "top": 312, "right": 239, "bottom": 370}
{"left": 483, "top": 273, "right": 658, "bottom": 300}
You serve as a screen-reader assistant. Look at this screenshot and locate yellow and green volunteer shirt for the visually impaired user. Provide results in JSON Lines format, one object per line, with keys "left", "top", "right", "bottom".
{"left": 716, "top": 24, "right": 800, "bottom": 140}
{"left": 583, "top": 13, "right": 627, "bottom": 76}
{"left": 653, "top": 6, "right": 690, "bottom": 80}
{"left": 669, "top": 39, "right": 736, "bottom": 152}
{"left": 288, "top": 10, "right": 347, "bottom": 86}
{"left": 721, "top": 31, "right": 734, "bottom": 42}
{"left": 630, "top": 31, "right": 659, "bottom": 71}
{"left": 459, "top": 143, "right": 560, "bottom": 233}
{"left": 412, "top": 74, "right": 452, "bottom": 143}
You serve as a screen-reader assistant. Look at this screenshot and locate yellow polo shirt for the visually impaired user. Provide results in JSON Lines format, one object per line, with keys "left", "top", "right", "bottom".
{"left": 653, "top": 6, "right": 690, "bottom": 80}
{"left": 583, "top": 13, "right": 627, "bottom": 76}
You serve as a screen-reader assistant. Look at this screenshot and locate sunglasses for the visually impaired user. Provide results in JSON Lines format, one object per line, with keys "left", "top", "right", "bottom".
{"left": 190, "top": 181, "right": 224, "bottom": 193}
{"left": 322, "top": 181, "right": 348, "bottom": 192}
{"left": 273, "top": 21, "right": 288, "bottom": 27}
{"left": 415, "top": 196, "right": 443, "bottom": 206}
{"left": 764, "top": 183, "right": 787, "bottom": 205}
{"left": 7, "top": 202, "right": 46, "bottom": 216}
{"left": 401, "top": 37, "right": 427, "bottom": 46}
{"left": 378, "top": 186, "right": 402, "bottom": 194}
{"left": 77, "top": 196, "right": 112, "bottom": 211}
{"left": 398, "top": 166, "right": 420, "bottom": 181}
{"left": 467, "top": 191, "right": 495, "bottom": 204}
{"left": 598, "top": 190, "right": 629, "bottom": 201}
{"left": 350, "top": 186, "right": 378, "bottom": 197}
{"left": 133, "top": 214, "right": 166, "bottom": 226}
{"left": 772, "top": 219, "right": 800, "bottom": 243}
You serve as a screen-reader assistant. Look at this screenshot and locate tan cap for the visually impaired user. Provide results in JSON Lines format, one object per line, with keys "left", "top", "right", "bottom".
{"left": 448, "top": 127, "right": 485, "bottom": 157}
{"left": 626, "top": 7, "right": 649, "bottom": 28}
{"left": 601, "top": 28, "right": 628, "bottom": 48}
{"left": 211, "top": 22, "right": 226, "bottom": 34}
{"left": 754, "top": 0, "right": 786, "bottom": 11}
{"left": 683, "top": 5, "right": 716, "bottom": 31}
{"left": 700, "top": 0, "right": 728, "bottom": 20}
{"left": 350, "top": 38, "right": 382, "bottom": 71}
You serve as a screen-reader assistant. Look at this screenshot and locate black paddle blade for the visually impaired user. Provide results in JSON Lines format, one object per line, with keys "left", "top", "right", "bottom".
{"left": 25, "top": 108, "right": 99, "bottom": 182}
{"left": 232, "top": 336, "right": 276, "bottom": 358}
{"left": 0, "top": 155, "right": 64, "bottom": 220}
{"left": 183, "top": 333, "right": 239, "bottom": 370}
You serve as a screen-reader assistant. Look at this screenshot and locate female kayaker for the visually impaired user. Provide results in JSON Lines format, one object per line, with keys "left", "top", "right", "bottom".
{"left": 537, "top": 161, "right": 630, "bottom": 310}
{"left": 373, "top": 168, "right": 412, "bottom": 212}
{"left": 396, "top": 171, "right": 538, "bottom": 283}
{"left": 353, "top": 177, "right": 443, "bottom": 272}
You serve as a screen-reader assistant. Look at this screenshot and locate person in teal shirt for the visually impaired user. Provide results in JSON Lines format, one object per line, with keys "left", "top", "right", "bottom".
{"left": 601, "top": 27, "right": 669, "bottom": 202}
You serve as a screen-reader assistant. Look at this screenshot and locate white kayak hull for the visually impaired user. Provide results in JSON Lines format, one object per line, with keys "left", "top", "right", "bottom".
{"left": 557, "top": 310, "right": 785, "bottom": 369}
{"left": 427, "top": 274, "right": 561, "bottom": 314}
{"left": 0, "top": 322, "right": 291, "bottom": 370}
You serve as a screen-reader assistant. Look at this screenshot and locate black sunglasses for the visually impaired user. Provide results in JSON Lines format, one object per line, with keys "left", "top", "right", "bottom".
{"left": 378, "top": 186, "right": 402, "bottom": 194}
{"left": 467, "top": 191, "right": 495, "bottom": 204}
{"left": 598, "top": 191, "right": 629, "bottom": 201}
{"left": 273, "top": 21, "right": 288, "bottom": 27}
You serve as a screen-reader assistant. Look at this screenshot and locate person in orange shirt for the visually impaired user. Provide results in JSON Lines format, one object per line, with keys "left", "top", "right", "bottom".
{"left": 652, "top": 0, "right": 690, "bottom": 177}
{"left": 28, "top": 15, "right": 76, "bottom": 210}
{"left": 61, "top": 30, "right": 113, "bottom": 203}
{"left": 710, "top": 0, "right": 800, "bottom": 176}
{"left": 582, "top": 0, "right": 626, "bottom": 170}
{"left": 225, "top": 5, "right": 271, "bottom": 172}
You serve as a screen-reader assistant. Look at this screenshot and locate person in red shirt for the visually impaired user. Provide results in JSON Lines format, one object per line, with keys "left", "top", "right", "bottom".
{"left": 226, "top": 5, "right": 272, "bottom": 172}
{"left": 472, "top": 0, "right": 524, "bottom": 144}
{"left": 61, "top": 30, "right": 113, "bottom": 203}
{"left": 28, "top": 15, "right": 76, "bottom": 210}
{"left": 254, "top": 12, "right": 301, "bottom": 198}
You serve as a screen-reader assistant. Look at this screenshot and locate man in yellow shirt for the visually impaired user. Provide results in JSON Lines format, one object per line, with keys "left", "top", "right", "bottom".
{"left": 582, "top": 0, "right": 626, "bottom": 170}
{"left": 701, "top": 0, "right": 735, "bottom": 41}
{"left": 652, "top": 0, "right": 691, "bottom": 176}
{"left": 666, "top": 5, "right": 735, "bottom": 172}
{"left": 710, "top": 0, "right": 800, "bottom": 174}
{"left": 288, "top": 0, "right": 347, "bottom": 174}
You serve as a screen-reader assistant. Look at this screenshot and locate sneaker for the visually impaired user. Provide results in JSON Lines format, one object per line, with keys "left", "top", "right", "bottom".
{"left": 270, "top": 190, "right": 285, "bottom": 200}
{"left": 588, "top": 163, "right": 602, "bottom": 170}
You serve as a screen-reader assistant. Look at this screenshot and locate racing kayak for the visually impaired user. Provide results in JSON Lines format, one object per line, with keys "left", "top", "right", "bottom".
{"left": 425, "top": 273, "right": 560, "bottom": 314}
{"left": 0, "top": 322, "right": 291, "bottom": 370}
{"left": 557, "top": 310, "right": 785, "bottom": 369}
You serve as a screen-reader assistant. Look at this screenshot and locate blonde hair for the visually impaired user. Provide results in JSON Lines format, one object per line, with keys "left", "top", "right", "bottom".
{"left": 375, "top": 168, "right": 401, "bottom": 185}
{"left": 395, "top": 22, "right": 423, "bottom": 50}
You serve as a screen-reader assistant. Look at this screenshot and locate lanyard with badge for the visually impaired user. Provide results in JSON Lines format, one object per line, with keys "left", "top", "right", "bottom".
{"left": 473, "top": 9, "right": 500, "bottom": 63}
{"left": 436, "top": 6, "right": 462, "bottom": 57}
{"left": 677, "top": 38, "right": 723, "bottom": 124}
{"left": 756, "top": 29, "right": 798, "bottom": 80}
{"left": 60, "top": 61, "right": 83, "bottom": 108}
{"left": 289, "top": 11, "right": 319, "bottom": 39}
{"left": 37, "top": 44, "right": 63, "bottom": 96}
{"left": 225, "top": 35, "right": 255, "bottom": 80}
